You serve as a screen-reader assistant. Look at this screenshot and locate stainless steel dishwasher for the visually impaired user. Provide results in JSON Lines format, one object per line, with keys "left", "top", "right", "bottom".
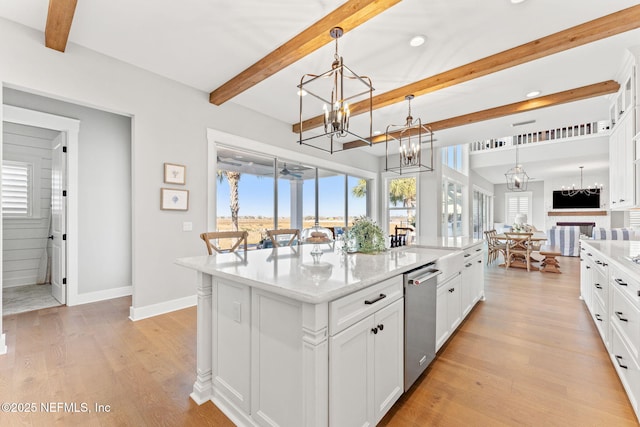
{"left": 403, "top": 263, "right": 441, "bottom": 391}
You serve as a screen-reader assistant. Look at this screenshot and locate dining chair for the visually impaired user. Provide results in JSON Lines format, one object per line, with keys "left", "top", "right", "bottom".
{"left": 266, "top": 228, "right": 300, "bottom": 247}
{"left": 484, "top": 229, "right": 506, "bottom": 265}
{"left": 200, "top": 231, "right": 248, "bottom": 254}
{"left": 504, "top": 232, "right": 533, "bottom": 271}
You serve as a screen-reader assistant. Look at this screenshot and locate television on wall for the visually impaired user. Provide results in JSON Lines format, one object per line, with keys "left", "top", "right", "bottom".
{"left": 552, "top": 189, "right": 600, "bottom": 209}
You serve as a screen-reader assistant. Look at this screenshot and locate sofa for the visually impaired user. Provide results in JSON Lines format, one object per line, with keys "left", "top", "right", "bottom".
{"left": 591, "top": 228, "right": 640, "bottom": 240}
{"left": 546, "top": 226, "right": 581, "bottom": 256}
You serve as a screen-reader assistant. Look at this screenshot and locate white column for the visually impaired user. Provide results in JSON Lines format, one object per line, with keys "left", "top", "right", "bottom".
{"left": 190, "top": 271, "right": 213, "bottom": 404}
{"left": 290, "top": 179, "right": 304, "bottom": 231}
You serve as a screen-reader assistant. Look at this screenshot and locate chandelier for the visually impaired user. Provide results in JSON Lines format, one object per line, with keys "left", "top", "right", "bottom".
{"left": 505, "top": 143, "right": 529, "bottom": 191}
{"left": 561, "top": 166, "right": 602, "bottom": 196}
{"left": 297, "top": 27, "right": 373, "bottom": 154}
{"left": 385, "top": 95, "right": 434, "bottom": 174}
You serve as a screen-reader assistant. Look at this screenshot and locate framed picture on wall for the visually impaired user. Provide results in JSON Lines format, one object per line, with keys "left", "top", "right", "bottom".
{"left": 164, "top": 162, "right": 186, "bottom": 185}
{"left": 161, "top": 188, "right": 189, "bottom": 211}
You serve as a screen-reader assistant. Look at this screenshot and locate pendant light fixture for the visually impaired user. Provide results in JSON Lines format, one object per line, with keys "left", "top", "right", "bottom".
{"left": 505, "top": 142, "right": 529, "bottom": 191}
{"left": 297, "top": 27, "right": 374, "bottom": 154}
{"left": 561, "top": 166, "right": 603, "bottom": 196}
{"left": 385, "top": 95, "right": 434, "bottom": 174}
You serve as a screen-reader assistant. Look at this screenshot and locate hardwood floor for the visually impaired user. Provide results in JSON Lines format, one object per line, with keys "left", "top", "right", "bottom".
{"left": 0, "top": 256, "right": 637, "bottom": 426}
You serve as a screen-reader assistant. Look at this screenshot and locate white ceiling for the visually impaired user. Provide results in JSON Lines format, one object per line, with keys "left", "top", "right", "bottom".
{"left": 0, "top": 0, "right": 638, "bottom": 183}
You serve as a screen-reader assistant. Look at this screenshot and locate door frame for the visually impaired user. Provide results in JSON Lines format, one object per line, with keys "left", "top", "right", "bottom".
{"left": 2, "top": 105, "right": 80, "bottom": 305}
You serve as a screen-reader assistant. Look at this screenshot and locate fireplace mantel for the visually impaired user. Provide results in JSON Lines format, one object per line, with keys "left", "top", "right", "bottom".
{"left": 547, "top": 211, "right": 608, "bottom": 216}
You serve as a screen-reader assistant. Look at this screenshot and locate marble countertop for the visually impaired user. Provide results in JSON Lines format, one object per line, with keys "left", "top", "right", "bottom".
{"left": 581, "top": 239, "right": 640, "bottom": 278}
{"left": 412, "top": 236, "right": 484, "bottom": 250}
{"left": 176, "top": 245, "right": 459, "bottom": 304}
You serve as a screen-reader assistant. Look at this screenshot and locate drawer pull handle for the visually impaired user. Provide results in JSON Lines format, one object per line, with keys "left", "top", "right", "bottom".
{"left": 377, "top": 324, "right": 384, "bottom": 331}
{"left": 615, "top": 355, "right": 628, "bottom": 369}
{"left": 364, "top": 293, "right": 386, "bottom": 305}
{"left": 595, "top": 314, "right": 602, "bottom": 321}
{"left": 477, "top": 260, "right": 482, "bottom": 264}
{"left": 594, "top": 284, "right": 602, "bottom": 290}
{"left": 449, "top": 288, "right": 455, "bottom": 293}
{"left": 615, "top": 311, "right": 628, "bottom": 322}
{"left": 475, "top": 248, "right": 482, "bottom": 252}
{"left": 586, "top": 266, "right": 591, "bottom": 269}
{"left": 587, "top": 253, "right": 592, "bottom": 256}
{"left": 465, "top": 263, "right": 472, "bottom": 268}
{"left": 595, "top": 260, "right": 602, "bottom": 265}
{"left": 615, "top": 278, "right": 628, "bottom": 287}
{"left": 371, "top": 327, "right": 378, "bottom": 334}
{"left": 464, "top": 254, "right": 471, "bottom": 258}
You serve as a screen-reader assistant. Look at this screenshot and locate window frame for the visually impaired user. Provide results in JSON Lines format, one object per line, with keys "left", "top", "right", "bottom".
{"left": 384, "top": 173, "right": 418, "bottom": 238}
{"left": 504, "top": 191, "right": 532, "bottom": 226}
{"left": 2, "top": 155, "right": 42, "bottom": 219}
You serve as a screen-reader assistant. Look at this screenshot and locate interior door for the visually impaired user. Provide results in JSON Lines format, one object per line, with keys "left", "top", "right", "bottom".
{"left": 51, "top": 133, "right": 66, "bottom": 304}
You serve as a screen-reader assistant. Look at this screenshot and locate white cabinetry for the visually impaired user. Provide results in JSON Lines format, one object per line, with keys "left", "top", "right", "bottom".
{"left": 461, "top": 243, "right": 485, "bottom": 317}
{"left": 436, "top": 273, "right": 462, "bottom": 352}
{"left": 329, "top": 279, "right": 404, "bottom": 426}
{"left": 609, "top": 112, "right": 636, "bottom": 209}
{"left": 609, "top": 62, "right": 636, "bottom": 210}
{"left": 581, "top": 242, "right": 640, "bottom": 422}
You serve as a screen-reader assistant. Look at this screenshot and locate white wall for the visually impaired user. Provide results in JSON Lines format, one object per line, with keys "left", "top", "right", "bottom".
{"left": 4, "top": 88, "right": 133, "bottom": 295}
{"left": 2, "top": 122, "right": 56, "bottom": 287}
{"left": 0, "top": 18, "right": 380, "bottom": 320}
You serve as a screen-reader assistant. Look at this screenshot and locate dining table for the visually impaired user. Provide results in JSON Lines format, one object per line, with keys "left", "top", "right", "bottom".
{"left": 494, "top": 231, "right": 548, "bottom": 270}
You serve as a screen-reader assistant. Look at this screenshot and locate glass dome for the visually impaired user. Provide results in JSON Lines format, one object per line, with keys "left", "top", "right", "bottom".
{"left": 301, "top": 224, "right": 334, "bottom": 244}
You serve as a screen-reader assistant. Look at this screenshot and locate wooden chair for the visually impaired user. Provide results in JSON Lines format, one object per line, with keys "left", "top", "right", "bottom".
{"left": 200, "top": 231, "right": 248, "bottom": 254}
{"left": 484, "top": 229, "right": 506, "bottom": 265}
{"left": 504, "top": 232, "right": 533, "bottom": 271}
{"left": 266, "top": 229, "right": 300, "bottom": 247}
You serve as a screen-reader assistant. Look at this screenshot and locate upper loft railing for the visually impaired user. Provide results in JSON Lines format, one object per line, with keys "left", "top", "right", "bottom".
{"left": 469, "top": 120, "right": 610, "bottom": 152}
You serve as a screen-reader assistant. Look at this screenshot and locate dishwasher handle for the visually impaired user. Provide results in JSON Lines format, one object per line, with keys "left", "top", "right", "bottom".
{"left": 408, "top": 269, "right": 441, "bottom": 285}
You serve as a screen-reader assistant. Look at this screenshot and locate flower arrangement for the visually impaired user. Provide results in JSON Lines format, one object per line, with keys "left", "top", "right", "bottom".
{"left": 343, "top": 216, "right": 386, "bottom": 254}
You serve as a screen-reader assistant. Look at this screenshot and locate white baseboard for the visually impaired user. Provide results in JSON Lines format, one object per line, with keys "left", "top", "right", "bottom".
{"left": 129, "top": 294, "right": 196, "bottom": 321}
{"left": 70, "top": 285, "right": 133, "bottom": 306}
{"left": 0, "top": 333, "right": 7, "bottom": 355}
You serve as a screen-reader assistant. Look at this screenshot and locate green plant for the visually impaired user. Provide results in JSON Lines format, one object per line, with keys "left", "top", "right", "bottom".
{"left": 343, "top": 216, "right": 386, "bottom": 254}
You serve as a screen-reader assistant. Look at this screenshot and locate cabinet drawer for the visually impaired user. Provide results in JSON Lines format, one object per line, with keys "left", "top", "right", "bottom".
{"left": 611, "top": 324, "right": 640, "bottom": 413}
{"left": 329, "top": 276, "right": 403, "bottom": 335}
{"left": 611, "top": 265, "right": 640, "bottom": 306}
{"left": 592, "top": 270, "right": 608, "bottom": 309}
{"left": 463, "top": 243, "right": 484, "bottom": 260}
{"left": 591, "top": 293, "right": 609, "bottom": 347}
{"left": 612, "top": 285, "right": 640, "bottom": 361}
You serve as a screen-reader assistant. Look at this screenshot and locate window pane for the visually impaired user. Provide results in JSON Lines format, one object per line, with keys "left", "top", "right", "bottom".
{"left": 318, "top": 169, "right": 345, "bottom": 229}
{"left": 347, "top": 176, "right": 368, "bottom": 225}
{"left": 456, "top": 146, "right": 462, "bottom": 171}
{"left": 2, "top": 161, "right": 31, "bottom": 216}
{"left": 217, "top": 148, "right": 274, "bottom": 247}
{"left": 388, "top": 176, "right": 417, "bottom": 240}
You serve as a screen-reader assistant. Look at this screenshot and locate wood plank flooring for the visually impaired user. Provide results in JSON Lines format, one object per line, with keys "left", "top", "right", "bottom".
{"left": 0, "top": 256, "right": 637, "bottom": 426}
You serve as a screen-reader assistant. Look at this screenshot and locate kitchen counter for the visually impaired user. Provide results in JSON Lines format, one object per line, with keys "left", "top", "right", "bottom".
{"left": 176, "top": 244, "right": 456, "bottom": 304}
{"left": 581, "top": 239, "right": 640, "bottom": 278}
{"left": 412, "top": 236, "right": 484, "bottom": 250}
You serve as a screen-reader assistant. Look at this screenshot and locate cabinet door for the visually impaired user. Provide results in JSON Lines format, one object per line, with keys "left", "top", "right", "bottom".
{"left": 330, "top": 314, "right": 375, "bottom": 427}
{"left": 610, "top": 125, "right": 621, "bottom": 208}
{"left": 461, "top": 261, "right": 474, "bottom": 317}
{"left": 373, "top": 299, "right": 404, "bottom": 423}
{"left": 621, "top": 115, "right": 636, "bottom": 207}
{"left": 471, "top": 257, "right": 484, "bottom": 304}
{"left": 580, "top": 252, "right": 592, "bottom": 311}
{"left": 447, "top": 275, "right": 462, "bottom": 332}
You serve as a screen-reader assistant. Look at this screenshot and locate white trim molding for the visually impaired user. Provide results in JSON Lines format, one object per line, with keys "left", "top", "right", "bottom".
{"left": 74, "top": 285, "right": 133, "bottom": 306}
{"left": 0, "top": 333, "right": 7, "bottom": 355}
{"left": 129, "top": 294, "right": 197, "bottom": 321}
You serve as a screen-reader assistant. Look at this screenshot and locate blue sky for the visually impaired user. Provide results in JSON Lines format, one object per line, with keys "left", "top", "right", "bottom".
{"left": 217, "top": 174, "right": 367, "bottom": 217}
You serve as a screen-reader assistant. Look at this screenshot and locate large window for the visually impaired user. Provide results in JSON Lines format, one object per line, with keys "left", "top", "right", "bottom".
{"left": 442, "top": 178, "right": 464, "bottom": 238}
{"left": 387, "top": 176, "right": 417, "bottom": 240}
{"left": 216, "top": 146, "right": 370, "bottom": 248}
{"left": 473, "top": 189, "right": 492, "bottom": 239}
{"left": 442, "top": 145, "right": 465, "bottom": 173}
{"left": 505, "top": 192, "right": 532, "bottom": 226}
{"left": 2, "top": 160, "right": 33, "bottom": 217}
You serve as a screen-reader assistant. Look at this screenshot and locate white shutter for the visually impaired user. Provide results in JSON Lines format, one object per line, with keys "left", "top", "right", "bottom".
{"left": 629, "top": 211, "right": 640, "bottom": 229}
{"left": 505, "top": 192, "right": 532, "bottom": 225}
{"left": 2, "top": 161, "right": 32, "bottom": 216}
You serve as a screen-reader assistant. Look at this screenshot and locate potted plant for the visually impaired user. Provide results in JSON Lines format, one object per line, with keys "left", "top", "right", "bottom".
{"left": 343, "top": 216, "right": 386, "bottom": 254}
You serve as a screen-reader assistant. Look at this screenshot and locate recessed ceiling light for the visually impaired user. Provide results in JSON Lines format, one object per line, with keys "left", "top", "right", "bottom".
{"left": 526, "top": 90, "right": 541, "bottom": 98}
{"left": 510, "top": 0, "right": 526, "bottom": 4}
{"left": 297, "top": 89, "right": 308, "bottom": 96}
{"left": 409, "top": 35, "right": 426, "bottom": 47}
{"left": 373, "top": 130, "right": 382, "bottom": 135}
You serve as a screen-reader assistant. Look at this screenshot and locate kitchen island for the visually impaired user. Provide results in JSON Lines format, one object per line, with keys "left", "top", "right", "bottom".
{"left": 176, "top": 244, "right": 465, "bottom": 426}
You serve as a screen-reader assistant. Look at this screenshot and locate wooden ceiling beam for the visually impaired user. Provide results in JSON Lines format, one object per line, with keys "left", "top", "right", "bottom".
{"left": 342, "top": 80, "right": 619, "bottom": 150}
{"left": 295, "top": 4, "right": 640, "bottom": 133}
{"left": 45, "top": 0, "right": 78, "bottom": 52}
{"left": 209, "top": 0, "right": 402, "bottom": 106}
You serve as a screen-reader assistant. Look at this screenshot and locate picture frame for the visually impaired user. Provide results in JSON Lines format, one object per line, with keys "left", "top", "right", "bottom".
{"left": 164, "top": 162, "right": 186, "bottom": 185}
{"left": 161, "top": 188, "right": 189, "bottom": 211}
